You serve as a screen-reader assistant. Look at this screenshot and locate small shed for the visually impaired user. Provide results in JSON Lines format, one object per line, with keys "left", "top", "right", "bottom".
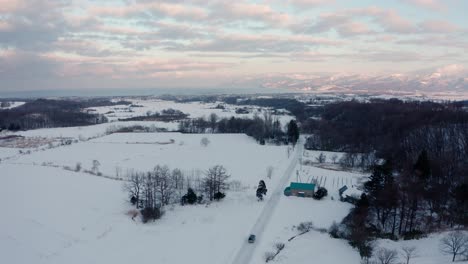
{"left": 339, "top": 185, "right": 363, "bottom": 204}
{"left": 284, "top": 182, "right": 316, "bottom": 197}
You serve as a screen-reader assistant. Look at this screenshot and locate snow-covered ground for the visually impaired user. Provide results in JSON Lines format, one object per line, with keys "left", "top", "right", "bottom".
{"left": 374, "top": 233, "right": 464, "bottom": 264}
{"left": 8, "top": 133, "right": 290, "bottom": 187}
{"left": 0, "top": 125, "right": 457, "bottom": 264}
{"left": 86, "top": 99, "right": 293, "bottom": 126}
{"left": 0, "top": 147, "right": 20, "bottom": 160}
{"left": 6, "top": 121, "right": 179, "bottom": 141}
{"left": 0, "top": 131, "right": 294, "bottom": 264}
{"left": 249, "top": 150, "right": 366, "bottom": 264}
{"left": 0, "top": 101, "right": 26, "bottom": 109}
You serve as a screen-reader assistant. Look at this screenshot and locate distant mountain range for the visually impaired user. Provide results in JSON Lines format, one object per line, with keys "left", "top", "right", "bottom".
{"left": 230, "top": 64, "right": 468, "bottom": 99}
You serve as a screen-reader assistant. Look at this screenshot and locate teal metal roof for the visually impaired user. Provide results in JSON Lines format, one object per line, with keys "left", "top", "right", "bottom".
{"left": 290, "top": 182, "right": 315, "bottom": 191}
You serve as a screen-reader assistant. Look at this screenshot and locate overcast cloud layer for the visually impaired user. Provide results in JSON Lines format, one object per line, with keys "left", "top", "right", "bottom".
{"left": 0, "top": 0, "right": 467, "bottom": 92}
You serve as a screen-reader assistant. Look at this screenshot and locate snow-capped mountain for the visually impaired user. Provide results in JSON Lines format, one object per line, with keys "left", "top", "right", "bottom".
{"left": 231, "top": 65, "right": 468, "bottom": 98}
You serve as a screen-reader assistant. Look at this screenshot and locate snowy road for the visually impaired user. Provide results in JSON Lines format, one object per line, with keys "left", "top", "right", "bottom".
{"left": 230, "top": 138, "right": 303, "bottom": 264}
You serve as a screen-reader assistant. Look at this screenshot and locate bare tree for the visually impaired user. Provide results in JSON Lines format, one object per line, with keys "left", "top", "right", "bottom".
{"left": 171, "top": 168, "right": 184, "bottom": 192}
{"left": 75, "top": 162, "right": 82, "bottom": 172}
{"left": 92, "top": 160, "right": 100, "bottom": 174}
{"left": 440, "top": 231, "right": 468, "bottom": 262}
{"left": 297, "top": 221, "right": 314, "bottom": 233}
{"left": 209, "top": 113, "right": 218, "bottom": 132}
{"left": 200, "top": 137, "right": 210, "bottom": 147}
{"left": 401, "top": 246, "right": 417, "bottom": 264}
{"left": 316, "top": 152, "right": 327, "bottom": 163}
{"left": 204, "top": 165, "right": 230, "bottom": 201}
{"left": 154, "top": 165, "right": 173, "bottom": 206}
{"left": 123, "top": 171, "right": 144, "bottom": 207}
{"left": 375, "top": 248, "right": 398, "bottom": 264}
{"left": 331, "top": 154, "right": 339, "bottom": 164}
{"left": 264, "top": 252, "right": 275, "bottom": 262}
{"left": 275, "top": 242, "right": 285, "bottom": 251}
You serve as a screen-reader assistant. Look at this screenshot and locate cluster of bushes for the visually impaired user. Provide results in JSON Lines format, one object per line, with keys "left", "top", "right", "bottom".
{"left": 124, "top": 165, "right": 230, "bottom": 223}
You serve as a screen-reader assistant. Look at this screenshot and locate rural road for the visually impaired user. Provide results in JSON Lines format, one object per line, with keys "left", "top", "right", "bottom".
{"left": 230, "top": 138, "right": 304, "bottom": 264}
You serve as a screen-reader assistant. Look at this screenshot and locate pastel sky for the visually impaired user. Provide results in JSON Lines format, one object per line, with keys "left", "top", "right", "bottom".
{"left": 0, "top": 0, "right": 467, "bottom": 91}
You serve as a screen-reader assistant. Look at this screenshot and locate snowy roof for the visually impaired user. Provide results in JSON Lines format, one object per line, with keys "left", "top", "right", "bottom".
{"left": 290, "top": 182, "right": 315, "bottom": 191}
{"left": 341, "top": 186, "right": 362, "bottom": 199}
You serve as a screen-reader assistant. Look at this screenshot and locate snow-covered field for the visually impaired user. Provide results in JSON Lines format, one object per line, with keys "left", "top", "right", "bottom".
{"left": 0, "top": 147, "right": 20, "bottom": 160}
{"left": 9, "top": 133, "right": 290, "bottom": 187}
{"left": 0, "top": 124, "right": 457, "bottom": 264}
{"left": 87, "top": 99, "right": 293, "bottom": 126}
{"left": 0, "top": 101, "right": 25, "bottom": 109}
{"left": 0, "top": 131, "right": 294, "bottom": 264}
{"left": 7, "top": 121, "right": 179, "bottom": 141}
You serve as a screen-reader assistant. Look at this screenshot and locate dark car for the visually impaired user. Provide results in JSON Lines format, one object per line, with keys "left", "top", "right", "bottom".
{"left": 313, "top": 187, "right": 328, "bottom": 200}
{"left": 248, "top": 234, "right": 256, "bottom": 243}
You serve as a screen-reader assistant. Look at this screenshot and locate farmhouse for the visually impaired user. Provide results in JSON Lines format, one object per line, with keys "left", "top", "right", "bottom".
{"left": 284, "top": 182, "right": 316, "bottom": 197}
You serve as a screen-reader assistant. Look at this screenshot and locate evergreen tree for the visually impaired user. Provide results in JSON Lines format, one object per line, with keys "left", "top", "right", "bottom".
{"left": 181, "top": 188, "right": 198, "bottom": 205}
{"left": 256, "top": 180, "right": 268, "bottom": 201}
{"left": 413, "top": 150, "right": 431, "bottom": 180}
{"left": 287, "top": 120, "right": 299, "bottom": 145}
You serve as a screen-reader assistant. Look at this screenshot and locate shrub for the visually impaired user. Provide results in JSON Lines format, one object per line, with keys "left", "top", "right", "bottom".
{"left": 140, "top": 207, "right": 163, "bottom": 223}
{"left": 275, "top": 243, "right": 285, "bottom": 251}
{"left": 402, "top": 230, "right": 426, "bottom": 240}
{"left": 214, "top": 192, "right": 226, "bottom": 201}
{"left": 297, "top": 221, "right": 314, "bottom": 233}
{"left": 200, "top": 137, "right": 210, "bottom": 147}
{"left": 126, "top": 209, "right": 139, "bottom": 220}
{"left": 265, "top": 252, "right": 275, "bottom": 262}
{"left": 181, "top": 188, "right": 198, "bottom": 205}
{"left": 329, "top": 221, "right": 341, "bottom": 238}
{"left": 197, "top": 194, "right": 204, "bottom": 204}
{"left": 75, "top": 162, "right": 82, "bottom": 172}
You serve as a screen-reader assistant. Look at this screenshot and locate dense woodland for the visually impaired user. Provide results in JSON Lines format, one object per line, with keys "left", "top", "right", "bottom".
{"left": 0, "top": 99, "right": 109, "bottom": 131}
{"left": 313, "top": 100, "right": 468, "bottom": 260}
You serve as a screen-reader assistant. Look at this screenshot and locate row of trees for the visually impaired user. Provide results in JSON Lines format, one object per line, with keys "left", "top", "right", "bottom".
{"left": 178, "top": 112, "right": 300, "bottom": 145}
{"left": 124, "top": 165, "right": 231, "bottom": 222}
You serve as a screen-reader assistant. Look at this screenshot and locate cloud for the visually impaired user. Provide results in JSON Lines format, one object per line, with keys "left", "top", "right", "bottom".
{"left": 165, "top": 33, "right": 340, "bottom": 53}
{"left": 293, "top": 7, "right": 418, "bottom": 36}
{"left": 88, "top": 2, "right": 208, "bottom": 21}
{"left": 401, "top": 0, "right": 445, "bottom": 11}
{"left": 0, "top": 0, "right": 69, "bottom": 50}
{"left": 288, "top": 0, "right": 333, "bottom": 7}
{"left": 419, "top": 20, "right": 459, "bottom": 33}
{"left": 215, "top": 2, "right": 291, "bottom": 26}
{"left": 0, "top": 0, "right": 466, "bottom": 91}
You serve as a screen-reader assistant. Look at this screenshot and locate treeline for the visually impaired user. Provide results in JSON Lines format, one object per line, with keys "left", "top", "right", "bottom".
{"left": 222, "top": 97, "right": 320, "bottom": 121}
{"left": 318, "top": 99, "right": 468, "bottom": 260}
{"left": 80, "top": 98, "right": 132, "bottom": 108}
{"left": 124, "top": 165, "right": 231, "bottom": 223}
{"left": 0, "top": 99, "right": 107, "bottom": 131}
{"left": 305, "top": 100, "right": 468, "bottom": 179}
{"left": 119, "top": 108, "right": 188, "bottom": 122}
{"left": 178, "top": 113, "right": 299, "bottom": 145}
